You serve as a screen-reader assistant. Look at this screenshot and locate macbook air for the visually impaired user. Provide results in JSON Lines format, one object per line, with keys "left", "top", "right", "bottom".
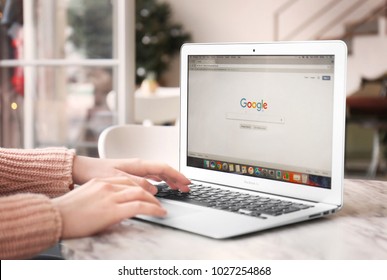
{"left": 138, "top": 41, "right": 347, "bottom": 239}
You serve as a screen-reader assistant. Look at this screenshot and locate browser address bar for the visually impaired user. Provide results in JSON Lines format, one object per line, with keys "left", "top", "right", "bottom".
{"left": 195, "top": 64, "right": 331, "bottom": 70}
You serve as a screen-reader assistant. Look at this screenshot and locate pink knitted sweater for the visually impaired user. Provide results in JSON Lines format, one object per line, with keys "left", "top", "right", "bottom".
{"left": 0, "top": 147, "right": 75, "bottom": 259}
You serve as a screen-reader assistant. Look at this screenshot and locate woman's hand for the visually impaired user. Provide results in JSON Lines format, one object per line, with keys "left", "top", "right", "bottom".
{"left": 53, "top": 177, "right": 167, "bottom": 239}
{"left": 72, "top": 156, "right": 191, "bottom": 194}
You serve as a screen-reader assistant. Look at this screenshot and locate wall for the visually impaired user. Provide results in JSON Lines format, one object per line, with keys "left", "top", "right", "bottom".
{"left": 348, "top": 27, "right": 387, "bottom": 94}
{"left": 160, "top": 0, "right": 387, "bottom": 95}
{"left": 160, "top": 0, "right": 283, "bottom": 86}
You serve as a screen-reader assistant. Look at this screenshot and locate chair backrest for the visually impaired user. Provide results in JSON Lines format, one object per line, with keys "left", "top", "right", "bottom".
{"left": 98, "top": 124, "right": 179, "bottom": 169}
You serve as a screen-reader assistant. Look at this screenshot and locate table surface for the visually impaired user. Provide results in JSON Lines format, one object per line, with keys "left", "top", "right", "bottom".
{"left": 62, "top": 179, "right": 387, "bottom": 260}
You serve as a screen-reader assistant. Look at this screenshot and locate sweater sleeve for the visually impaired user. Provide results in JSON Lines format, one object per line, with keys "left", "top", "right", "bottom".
{"left": 0, "top": 147, "right": 75, "bottom": 198}
{"left": 0, "top": 193, "right": 62, "bottom": 259}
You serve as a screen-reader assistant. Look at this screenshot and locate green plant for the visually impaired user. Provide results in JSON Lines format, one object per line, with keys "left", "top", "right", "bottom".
{"left": 135, "top": 0, "right": 191, "bottom": 84}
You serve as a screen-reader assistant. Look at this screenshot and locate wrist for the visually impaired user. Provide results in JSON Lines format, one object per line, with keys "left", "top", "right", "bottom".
{"left": 72, "top": 155, "right": 101, "bottom": 185}
{"left": 72, "top": 155, "right": 84, "bottom": 185}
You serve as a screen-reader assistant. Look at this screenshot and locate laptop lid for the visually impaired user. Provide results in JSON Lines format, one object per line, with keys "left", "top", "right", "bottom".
{"left": 179, "top": 41, "right": 347, "bottom": 207}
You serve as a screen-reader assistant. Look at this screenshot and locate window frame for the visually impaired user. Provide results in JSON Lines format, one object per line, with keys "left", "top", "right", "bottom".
{"left": 0, "top": 0, "right": 135, "bottom": 148}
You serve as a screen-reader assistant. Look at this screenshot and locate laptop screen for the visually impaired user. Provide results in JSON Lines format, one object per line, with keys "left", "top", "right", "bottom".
{"left": 187, "top": 55, "right": 335, "bottom": 189}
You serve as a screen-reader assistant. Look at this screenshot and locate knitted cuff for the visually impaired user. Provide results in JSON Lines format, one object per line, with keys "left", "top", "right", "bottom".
{"left": 0, "top": 147, "right": 75, "bottom": 198}
{"left": 0, "top": 193, "right": 62, "bottom": 260}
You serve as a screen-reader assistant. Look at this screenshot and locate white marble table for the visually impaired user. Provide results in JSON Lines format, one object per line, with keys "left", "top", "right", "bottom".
{"left": 62, "top": 179, "right": 387, "bottom": 259}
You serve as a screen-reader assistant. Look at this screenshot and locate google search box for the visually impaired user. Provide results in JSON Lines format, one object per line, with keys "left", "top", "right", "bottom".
{"left": 226, "top": 112, "right": 285, "bottom": 124}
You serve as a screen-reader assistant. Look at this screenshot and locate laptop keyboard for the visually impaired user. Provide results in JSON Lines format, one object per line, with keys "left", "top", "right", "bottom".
{"left": 156, "top": 183, "right": 313, "bottom": 219}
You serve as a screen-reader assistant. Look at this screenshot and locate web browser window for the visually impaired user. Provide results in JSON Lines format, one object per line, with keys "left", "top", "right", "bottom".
{"left": 187, "top": 55, "right": 335, "bottom": 188}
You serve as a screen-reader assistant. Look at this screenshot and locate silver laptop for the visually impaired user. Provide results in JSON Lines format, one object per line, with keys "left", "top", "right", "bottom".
{"left": 138, "top": 41, "right": 347, "bottom": 239}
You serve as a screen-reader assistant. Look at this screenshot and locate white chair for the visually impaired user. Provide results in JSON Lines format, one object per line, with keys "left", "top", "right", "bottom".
{"left": 98, "top": 124, "right": 179, "bottom": 169}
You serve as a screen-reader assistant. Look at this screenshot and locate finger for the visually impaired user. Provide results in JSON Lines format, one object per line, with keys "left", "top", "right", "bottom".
{"left": 85, "top": 178, "right": 136, "bottom": 194}
{"left": 97, "top": 175, "right": 159, "bottom": 194}
{"left": 114, "top": 187, "right": 161, "bottom": 205}
{"left": 155, "top": 164, "right": 191, "bottom": 185}
{"left": 143, "top": 162, "right": 191, "bottom": 191}
{"left": 162, "top": 178, "right": 191, "bottom": 193}
{"left": 129, "top": 160, "right": 191, "bottom": 187}
{"left": 143, "top": 174, "right": 190, "bottom": 193}
{"left": 125, "top": 175, "right": 158, "bottom": 195}
{"left": 95, "top": 176, "right": 140, "bottom": 187}
{"left": 145, "top": 174, "right": 190, "bottom": 193}
{"left": 144, "top": 175, "right": 163, "bottom": 182}
{"left": 117, "top": 201, "right": 167, "bottom": 218}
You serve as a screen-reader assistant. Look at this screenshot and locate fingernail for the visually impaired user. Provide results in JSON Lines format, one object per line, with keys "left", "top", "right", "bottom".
{"left": 179, "top": 185, "right": 190, "bottom": 193}
{"left": 150, "top": 185, "right": 158, "bottom": 194}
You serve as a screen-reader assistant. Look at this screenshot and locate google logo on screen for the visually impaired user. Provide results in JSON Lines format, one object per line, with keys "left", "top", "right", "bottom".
{"left": 240, "top": 98, "right": 268, "bottom": 111}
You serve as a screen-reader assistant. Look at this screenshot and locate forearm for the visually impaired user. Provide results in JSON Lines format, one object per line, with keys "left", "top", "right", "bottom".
{"left": 0, "top": 193, "right": 62, "bottom": 259}
{"left": 0, "top": 147, "right": 75, "bottom": 198}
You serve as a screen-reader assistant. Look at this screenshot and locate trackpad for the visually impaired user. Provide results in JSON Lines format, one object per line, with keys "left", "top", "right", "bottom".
{"left": 161, "top": 200, "right": 208, "bottom": 219}
{"left": 136, "top": 200, "right": 267, "bottom": 239}
{"left": 138, "top": 200, "right": 205, "bottom": 221}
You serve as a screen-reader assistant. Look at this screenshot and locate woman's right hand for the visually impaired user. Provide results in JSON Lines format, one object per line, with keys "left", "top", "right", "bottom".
{"left": 52, "top": 177, "right": 166, "bottom": 239}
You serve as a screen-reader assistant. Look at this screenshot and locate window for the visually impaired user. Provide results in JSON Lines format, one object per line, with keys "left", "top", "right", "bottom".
{"left": 0, "top": 0, "right": 135, "bottom": 156}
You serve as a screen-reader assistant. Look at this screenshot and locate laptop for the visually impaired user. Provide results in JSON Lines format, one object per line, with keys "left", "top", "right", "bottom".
{"left": 138, "top": 41, "right": 347, "bottom": 239}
